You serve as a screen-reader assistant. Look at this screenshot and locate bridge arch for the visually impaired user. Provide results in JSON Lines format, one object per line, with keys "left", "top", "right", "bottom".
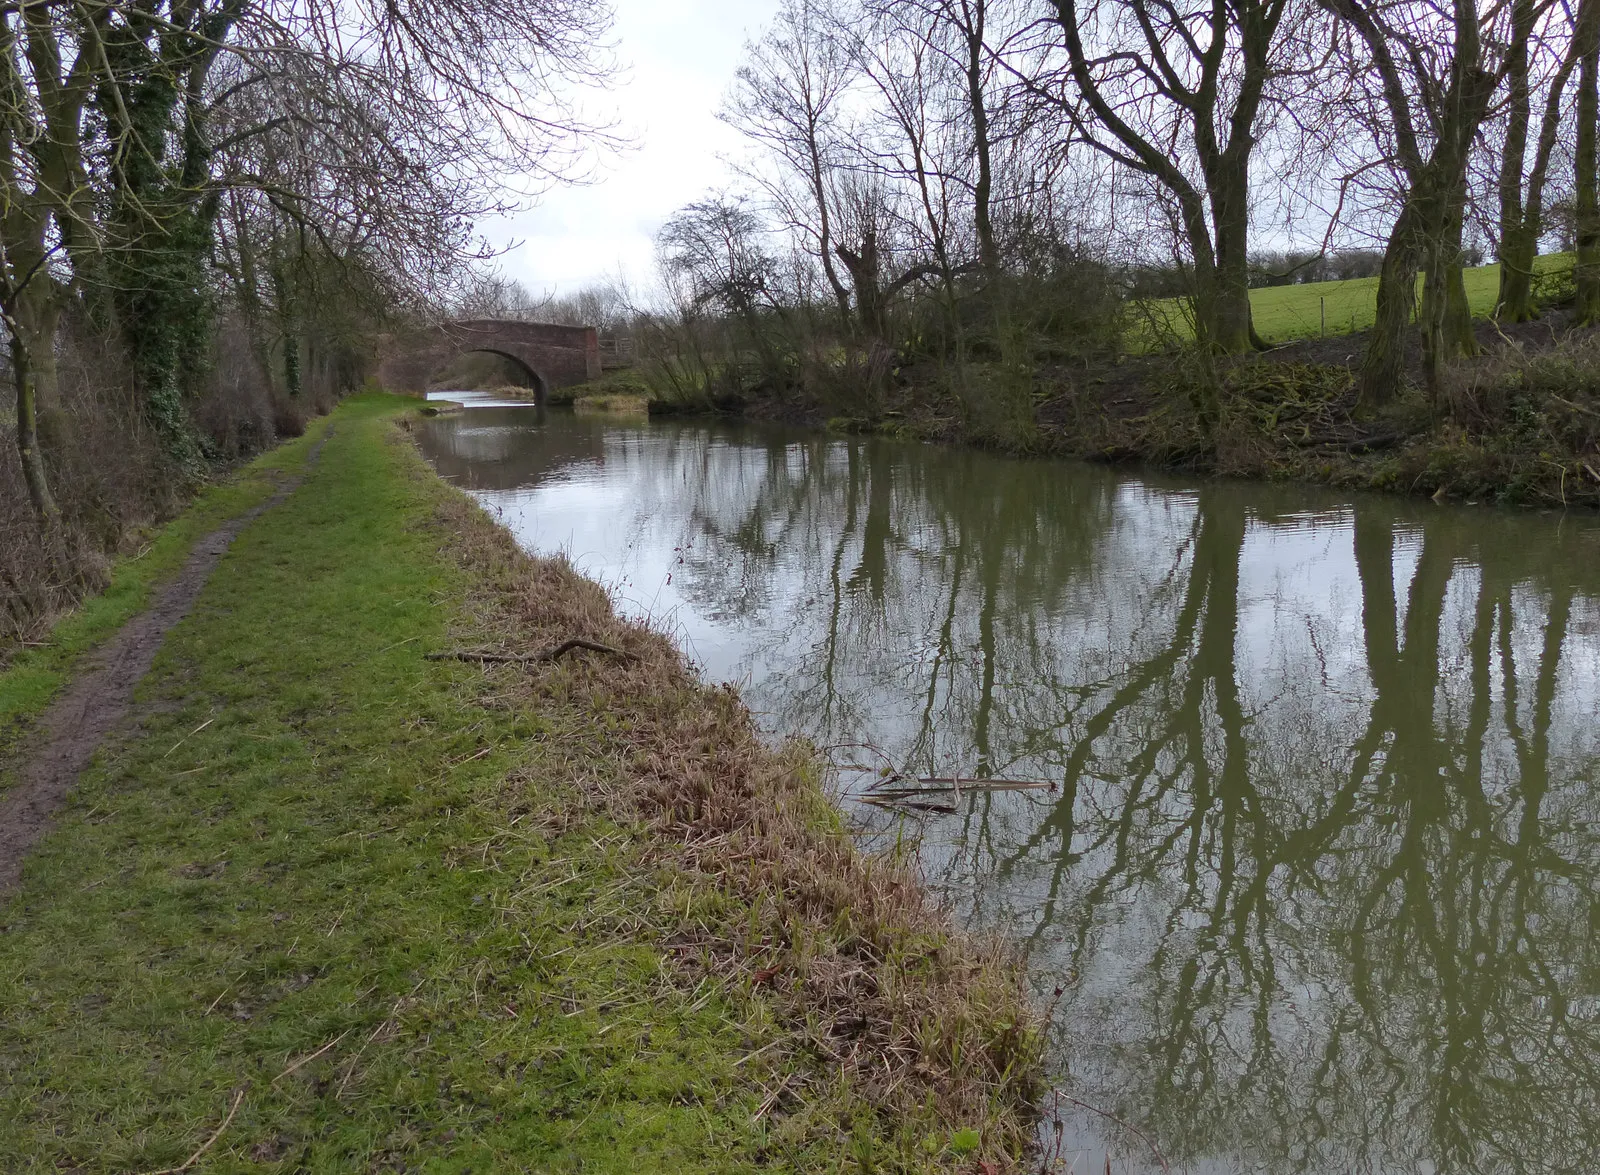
{"left": 376, "top": 319, "right": 600, "bottom": 405}
{"left": 460, "top": 347, "right": 548, "bottom": 401}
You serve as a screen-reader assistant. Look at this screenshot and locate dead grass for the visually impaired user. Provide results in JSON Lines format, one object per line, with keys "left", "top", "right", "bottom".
{"left": 574, "top": 392, "right": 650, "bottom": 415}
{"left": 487, "top": 383, "right": 542, "bottom": 401}
{"left": 414, "top": 427, "right": 1042, "bottom": 1166}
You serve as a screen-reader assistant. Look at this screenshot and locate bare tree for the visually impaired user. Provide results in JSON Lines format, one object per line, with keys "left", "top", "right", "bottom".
{"left": 723, "top": 0, "right": 858, "bottom": 324}
{"left": 847, "top": 7, "right": 967, "bottom": 293}
{"left": 2, "top": 0, "right": 619, "bottom": 525}
{"left": 1317, "top": 0, "right": 1508, "bottom": 404}
{"left": 658, "top": 194, "right": 795, "bottom": 379}
{"left": 1496, "top": 0, "right": 1580, "bottom": 321}
{"left": 1021, "top": 0, "right": 1302, "bottom": 354}
{"left": 450, "top": 275, "right": 549, "bottom": 321}
{"left": 1576, "top": 0, "right": 1600, "bottom": 322}
{"left": 862, "top": 0, "right": 1003, "bottom": 273}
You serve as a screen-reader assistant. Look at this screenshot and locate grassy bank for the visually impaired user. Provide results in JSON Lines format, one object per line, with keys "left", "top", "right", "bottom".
{"left": 553, "top": 368, "right": 652, "bottom": 407}
{"left": 0, "top": 395, "right": 1038, "bottom": 1172}
{"left": 840, "top": 324, "right": 1600, "bottom": 510}
{"left": 1043, "top": 334, "right": 1600, "bottom": 508}
{"left": 574, "top": 392, "right": 650, "bottom": 415}
{"left": 702, "top": 299, "right": 1600, "bottom": 510}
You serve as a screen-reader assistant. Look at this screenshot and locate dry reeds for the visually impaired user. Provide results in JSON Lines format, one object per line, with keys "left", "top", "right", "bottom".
{"left": 414, "top": 436, "right": 1041, "bottom": 1168}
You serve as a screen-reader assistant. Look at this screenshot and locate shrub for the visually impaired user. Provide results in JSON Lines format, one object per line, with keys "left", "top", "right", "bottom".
{"left": 1, "top": 310, "right": 357, "bottom": 650}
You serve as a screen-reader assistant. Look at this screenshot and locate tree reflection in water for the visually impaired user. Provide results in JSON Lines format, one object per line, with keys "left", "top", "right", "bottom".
{"left": 419, "top": 409, "right": 1600, "bottom": 1174}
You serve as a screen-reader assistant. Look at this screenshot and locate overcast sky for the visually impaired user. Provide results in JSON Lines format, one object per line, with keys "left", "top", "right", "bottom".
{"left": 477, "top": 0, "right": 782, "bottom": 300}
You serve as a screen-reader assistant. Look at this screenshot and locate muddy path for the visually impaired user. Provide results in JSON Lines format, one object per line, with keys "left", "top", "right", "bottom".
{"left": 0, "top": 426, "right": 333, "bottom": 892}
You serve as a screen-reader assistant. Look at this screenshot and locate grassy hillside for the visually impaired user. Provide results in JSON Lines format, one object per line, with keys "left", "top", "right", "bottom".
{"left": 1144, "top": 253, "right": 1575, "bottom": 345}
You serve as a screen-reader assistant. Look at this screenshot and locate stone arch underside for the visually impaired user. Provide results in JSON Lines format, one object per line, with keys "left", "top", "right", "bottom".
{"left": 376, "top": 319, "right": 600, "bottom": 405}
{"left": 461, "top": 348, "right": 547, "bottom": 398}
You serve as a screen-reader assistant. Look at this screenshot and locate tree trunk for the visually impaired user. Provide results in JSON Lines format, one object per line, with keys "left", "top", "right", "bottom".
{"left": 1208, "top": 161, "right": 1256, "bottom": 353}
{"left": 231, "top": 204, "right": 279, "bottom": 395}
{"left": 1497, "top": 0, "right": 1535, "bottom": 321}
{"left": 11, "top": 314, "right": 60, "bottom": 526}
{"left": 836, "top": 229, "right": 886, "bottom": 340}
{"left": 1499, "top": 223, "right": 1538, "bottom": 323}
{"left": 16, "top": 280, "right": 66, "bottom": 445}
{"left": 835, "top": 231, "right": 891, "bottom": 412}
{"left": 1443, "top": 255, "right": 1474, "bottom": 356}
{"left": 1501, "top": 30, "right": 1583, "bottom": 322}
{"left": 1421, "top": 192, "right": 1477, "bottom": 399}
{"left": 282, "top": 333, "right": 302, "bottom": 398}
{"left": 1360, "top": 199, "right": 1422, "bottom": 408}
{"left": 1179, "top": 149, "right": 1256, "bottom": 354}
{"left": 1367, "top": 160, "right": 1485, "bottom": 407}
{"left": 272, "top": 261, "right": 301, "bottom": 397}
{"left": 1175, "top": 189, "right": 1229, "bottom": 356}
{"left": 961, "top": 0, "right": 998, "bottom": 274}
{"left": 1577, "top": 0, "right": 1600, "bottom": 324}
{"left": 1323, "top": 0, "right": 1498, "bottom": 403}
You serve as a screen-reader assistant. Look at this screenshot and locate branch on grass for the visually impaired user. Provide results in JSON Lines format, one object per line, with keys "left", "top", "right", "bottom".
{"left": 1340, "top": 431, "right": 1407, "bottom": 453}
{"left": 1547, "top": 393, "right": 1600, "bottom": 420}
{"left": 137, "top": 1088, "right": 246, "bottom": 1175}
{"left": 425, "top": 639, "right": 638, "bottom": 666}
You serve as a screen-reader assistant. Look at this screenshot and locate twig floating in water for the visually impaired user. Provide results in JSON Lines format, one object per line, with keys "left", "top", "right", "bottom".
{"left": 855, "top": 795, "right": 958, "bottom": 814}
{"left": 866, "top": 777, "right": 1053, "bottom": 796}
{"left": 1055, "top": 1093, "right": 1171, "bottom": 1173}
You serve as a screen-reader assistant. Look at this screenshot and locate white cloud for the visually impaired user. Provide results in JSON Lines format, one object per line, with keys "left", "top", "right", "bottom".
{"left": 476, "top": 0, "right": 781, "bottom": 299}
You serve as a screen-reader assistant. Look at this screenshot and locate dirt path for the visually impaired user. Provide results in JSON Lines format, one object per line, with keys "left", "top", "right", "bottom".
{"left": 0, "top": 426, "right": 333, "bottom": 892}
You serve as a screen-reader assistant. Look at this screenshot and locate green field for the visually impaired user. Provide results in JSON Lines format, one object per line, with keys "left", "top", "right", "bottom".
{"left": 1144, "top": 252, "right": 1575, "bottom": 345}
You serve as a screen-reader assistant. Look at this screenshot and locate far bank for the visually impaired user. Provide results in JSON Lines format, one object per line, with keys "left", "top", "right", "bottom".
{"left": 617, "top": 309, "right": 1600, "bottom": 513}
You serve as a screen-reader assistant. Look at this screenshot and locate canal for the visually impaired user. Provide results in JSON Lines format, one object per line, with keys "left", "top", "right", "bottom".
{"left": 420, "top": 392, "right": 1600, "bottom": 1174}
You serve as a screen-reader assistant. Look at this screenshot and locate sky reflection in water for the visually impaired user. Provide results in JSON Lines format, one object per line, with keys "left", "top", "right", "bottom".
{"left": 420, "top": 403, "right": 1600, "bottom": 1175}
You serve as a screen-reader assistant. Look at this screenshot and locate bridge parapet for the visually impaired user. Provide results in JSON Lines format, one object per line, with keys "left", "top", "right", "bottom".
{"left": 376, "top": 319, "right": 600, "bottom": 402}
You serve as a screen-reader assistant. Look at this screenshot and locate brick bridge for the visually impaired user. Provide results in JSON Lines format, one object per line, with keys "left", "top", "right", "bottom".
{"left": 376, "top": 320, "right": 600, "bottom": 403}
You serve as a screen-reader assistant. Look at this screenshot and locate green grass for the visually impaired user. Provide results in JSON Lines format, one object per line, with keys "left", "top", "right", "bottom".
{"left": 0, "top": 429, "right": 327, "bottom": 769}
{"left": 0, "top": 396, "right": 884, "bottom": 1172}
{"left": 1142, "top": 252, "right": 1575, "bottom": 345}
{"left": 574, "top": 392, "right": 650, "bottom": 416}
{"left": 550, "top": 368, "right": 651, "bottom": 406}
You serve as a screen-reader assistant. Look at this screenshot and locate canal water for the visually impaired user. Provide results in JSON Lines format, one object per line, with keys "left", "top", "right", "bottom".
{"left": 420, "top": 392, "right": 1600, "bottom": 1174}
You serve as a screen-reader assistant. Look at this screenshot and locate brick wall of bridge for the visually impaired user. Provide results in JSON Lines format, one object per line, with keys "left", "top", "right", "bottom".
{"left": 376, "top": 320, "right": 601, "bottom": 400}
